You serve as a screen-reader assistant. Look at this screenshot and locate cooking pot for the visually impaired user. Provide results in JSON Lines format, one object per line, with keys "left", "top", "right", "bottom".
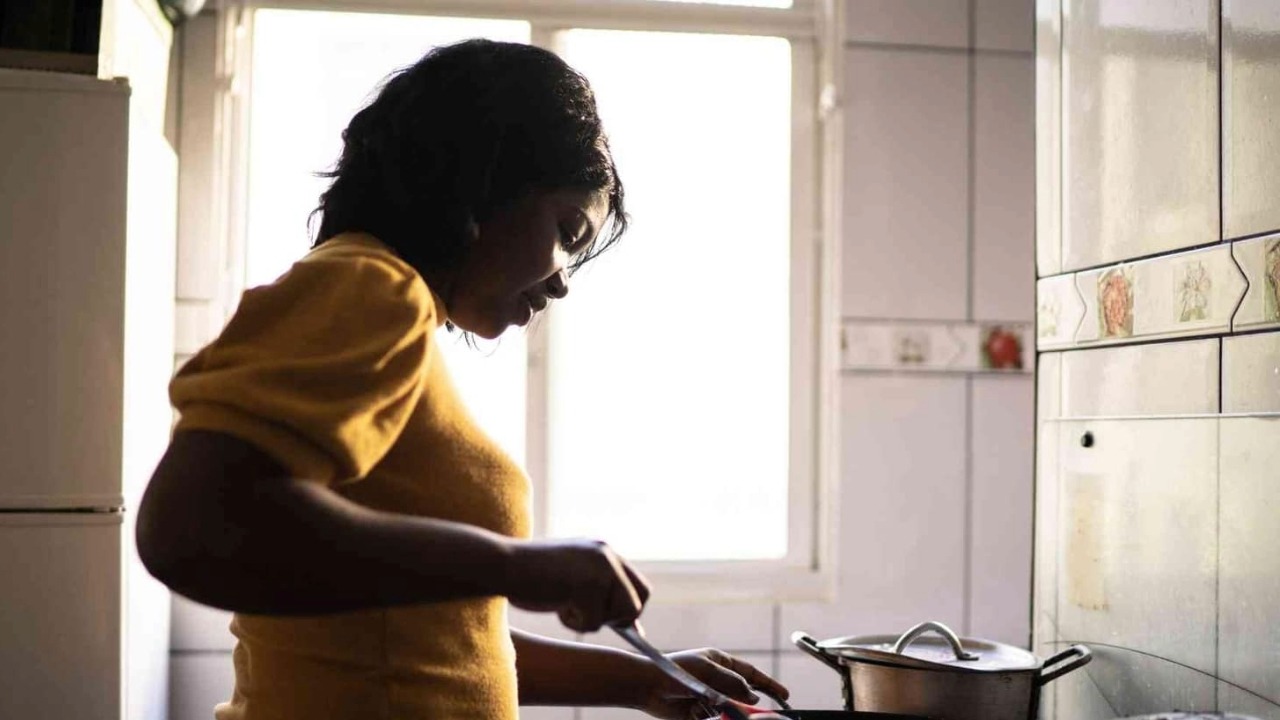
{"left": 792, "top": 621, "right": 1092, "bottom": 720}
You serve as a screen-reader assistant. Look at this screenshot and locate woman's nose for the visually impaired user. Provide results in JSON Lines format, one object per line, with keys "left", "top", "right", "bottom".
{"left": 545, "top": 270, "right": 569, "bottom": 299}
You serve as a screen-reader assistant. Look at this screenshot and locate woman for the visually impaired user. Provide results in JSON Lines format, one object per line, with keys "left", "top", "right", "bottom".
{"left": 137, "top": 39, "right": 788, "bottom": 719}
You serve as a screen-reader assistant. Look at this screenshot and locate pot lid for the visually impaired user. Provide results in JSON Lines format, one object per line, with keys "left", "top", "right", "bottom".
{"left": 816, "top": 621, "right": 1041, "bottom": 673}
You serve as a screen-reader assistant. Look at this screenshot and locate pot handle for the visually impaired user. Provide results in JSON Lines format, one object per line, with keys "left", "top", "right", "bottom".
{"left": 1037, "top": 645, "right": 1092, "bottom": 685}
{"left": 892, "top": 621, "right": 979, "bottom": 661}
{"left": 790, "top": 631, "right": 844, "bottom": 674}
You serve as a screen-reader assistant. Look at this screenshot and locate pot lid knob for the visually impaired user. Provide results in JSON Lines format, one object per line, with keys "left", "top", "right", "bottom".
{"left": 892, "top": 621, "right": 979, "bottom": 661}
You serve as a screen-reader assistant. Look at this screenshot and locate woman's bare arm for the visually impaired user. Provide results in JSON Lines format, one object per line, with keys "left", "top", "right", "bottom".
{"left": 136, "top": 429, "right": 646, "bottom": 625}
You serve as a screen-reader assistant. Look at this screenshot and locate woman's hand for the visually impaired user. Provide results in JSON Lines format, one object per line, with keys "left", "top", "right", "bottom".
{"left": 503, "top": 538, "right": 651, "bottom": 632}
{"left": 638, "top": 648, "right": 790, "bottom": 720}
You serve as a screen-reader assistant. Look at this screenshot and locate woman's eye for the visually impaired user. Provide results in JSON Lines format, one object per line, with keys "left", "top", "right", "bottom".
{"left": 558, "top": 226, "right": 579, "bottom": 252}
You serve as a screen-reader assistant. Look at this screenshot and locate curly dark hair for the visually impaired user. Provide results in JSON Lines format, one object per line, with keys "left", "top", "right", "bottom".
{"left": 311, "top": 39, "right": 627, "bottom": 279}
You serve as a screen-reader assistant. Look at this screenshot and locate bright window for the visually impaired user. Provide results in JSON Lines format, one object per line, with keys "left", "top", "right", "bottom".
{"left": 547, "top": 30, "right": 792, "bottom": 561}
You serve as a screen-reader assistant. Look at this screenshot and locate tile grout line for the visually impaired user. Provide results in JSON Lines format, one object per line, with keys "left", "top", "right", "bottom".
{"left": 1215, "top": 1, "right": 1224, "bottom": 710}
{"left": 962, "top": 0, "right": 977, "bottom": 638}
{"left": 967, "top": 0, "right": 978, "bottom": 324}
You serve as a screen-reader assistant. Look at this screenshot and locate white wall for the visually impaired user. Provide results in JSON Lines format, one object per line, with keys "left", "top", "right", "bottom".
{"left": 166, "top": 1, "right": 1036, "bottom": 717}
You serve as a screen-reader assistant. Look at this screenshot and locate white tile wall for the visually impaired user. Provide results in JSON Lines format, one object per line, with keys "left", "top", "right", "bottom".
{"left": 776, "top": 653, "right": 846, "bottom": 711}
{"left": 780, "top": 377, "right": 968, "bottom": 646}
{"left": 968, "top": 375, "right": 1034, "bottom": 646}
{"left": 1062, "top": 0, "right": 1220, "bottom": 271}
{"left": 1219, "top": 684, "right": 1280, "bottom": 720}
{"left": 584, "top": 603, "right": 773, "bottom": 655}
{"left": 1037, "top": 351, "right": 1063, "bottom": 421}
{"left": 1032, "top": 420, "right": 1060, "bottom": 647}
{"left": 1223, "top": 0, "right": 1280, "bottom": 239}
{"left": 844, "top": 0, "right": 970, "bottom": 48}
{"left": 974, "top": 52, "right": 1035, "bottom": 321}
{"left": 169, "top": 654, "right": 234, "bottom": 720}
{"left": 1060, "top": 339, "right": 1220, "bottom": 417}
{"left": 842, "top": 47, "right": 970, "bottom": 320}
{"left": 1223, "top": 331, "right": 1280, "bottom": 413}
{"left": 1036, "top": 0, "right": 1063, "bottom": 278}
{"left": 627, "top": 602, "right": 775, "bottom": 652}
{"left": 975, "top": 0, "right": 1035, "bottom": 52}
{"left": 1053, "top": 419, "right": 1219, "bottom": 671}
{"left": 1050, "top": 667, "right": 1117, "bottom": 720}
{"left": 1218, "top": 417, "right": 1280, "bottom": 708}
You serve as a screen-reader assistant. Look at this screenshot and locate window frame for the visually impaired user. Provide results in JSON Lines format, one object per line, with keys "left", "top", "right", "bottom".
{"left": 189, "top": 0, "right": 842, "bottom": 603}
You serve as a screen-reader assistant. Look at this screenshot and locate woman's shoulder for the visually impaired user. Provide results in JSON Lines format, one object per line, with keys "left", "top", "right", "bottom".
{"left": 234, "top": 232, "right": 442, "bottom": 332}
{"left": 301, "top": 233, "right": 440, "bottom": 317}
{"left": 306, "top": 232, "right": 416, "bottom": 278}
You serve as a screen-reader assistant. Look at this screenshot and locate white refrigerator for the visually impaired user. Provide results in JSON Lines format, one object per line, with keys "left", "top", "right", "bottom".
{"left": 0, "top": 68, "right": 173, "bottom": 720}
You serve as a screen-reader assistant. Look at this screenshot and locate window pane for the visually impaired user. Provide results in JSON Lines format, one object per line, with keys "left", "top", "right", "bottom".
{"left": 434, "top": 330, "right": 527, "bottom": 466}
{"left": 549, "top": 30, "right": 791, "bottom": 561}
{"left": 247, "top": 10, "right": 530, "bottom": 462}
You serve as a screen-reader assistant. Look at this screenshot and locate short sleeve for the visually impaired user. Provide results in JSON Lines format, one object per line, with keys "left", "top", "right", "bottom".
{"left": 170, "top": 238, "right": 436, "bottom": 484}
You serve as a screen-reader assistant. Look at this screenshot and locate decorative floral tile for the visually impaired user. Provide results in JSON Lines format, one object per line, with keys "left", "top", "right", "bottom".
{"left": 1097, "top": 265, "right": 1135, "bottom": 339}
{"left": 1077, "top": 245, "right": 1246, "bottom": 345}
{"left": 842, "top": 322, "right": 960, "bottom": 371}
{"left": 1036, "top": 274, "right": 1086, "bottom": 350}
{"left": 979, "top": 324, "right": 1030, "bottom": 370}
{"left": 841, "top": 320, "right": 1032, "bottom": 373}
{"left": 1231, "top": 234, "right": 1280, "bottom": 332}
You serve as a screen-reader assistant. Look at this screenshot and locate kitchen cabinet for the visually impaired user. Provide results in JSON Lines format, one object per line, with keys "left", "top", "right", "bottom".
{"left": 1062, "top": 0, "right": 1219, "bottom": 270}
{"left": 0, "top": 515, "right": 122, "bottom": 719}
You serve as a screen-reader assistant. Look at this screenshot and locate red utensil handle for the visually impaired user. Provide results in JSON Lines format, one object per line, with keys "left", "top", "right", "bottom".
{"left": 719, "top": 700, "right": 781, "bottom": 720}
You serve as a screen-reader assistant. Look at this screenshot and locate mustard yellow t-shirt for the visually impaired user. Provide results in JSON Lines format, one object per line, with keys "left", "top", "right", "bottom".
{"left": 170, "top": 233, "right": 531, "bottom": 720}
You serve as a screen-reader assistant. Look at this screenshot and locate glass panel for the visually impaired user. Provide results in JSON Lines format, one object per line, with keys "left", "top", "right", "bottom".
{"left": 247, "top": 10, "right": 531, "bottom": 462}
{"left": 548, "top": 29, "right": 791, "bottom": 561}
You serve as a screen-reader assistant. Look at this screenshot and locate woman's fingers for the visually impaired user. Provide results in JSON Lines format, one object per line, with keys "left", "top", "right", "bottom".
{"left": 667, "top": 650, "right": 759, "bottom": 705}
{"left": 621, "top": 560, "right": 652, "bottom": 607}
{"left": 712, "top": 651, "right": 789, "bottom": 702}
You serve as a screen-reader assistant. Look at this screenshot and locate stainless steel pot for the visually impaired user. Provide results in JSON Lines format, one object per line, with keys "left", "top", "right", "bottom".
{"left": 793, "top": 621, "right": 1092, "bottom": 720}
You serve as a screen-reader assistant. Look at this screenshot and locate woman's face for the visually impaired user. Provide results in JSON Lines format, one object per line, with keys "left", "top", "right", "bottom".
{"left": 445, "top": 187, "right": 609, "bottom": 339}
